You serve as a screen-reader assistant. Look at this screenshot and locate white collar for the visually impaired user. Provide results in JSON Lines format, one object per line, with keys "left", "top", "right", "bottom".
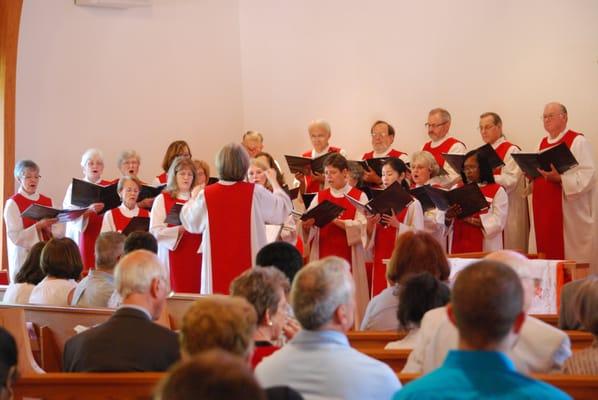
{"left": 17, "top": 187, "right": 39, "bottom": 200}
{"left": 372, "top": 147, "right": 393, "bottom": 158}
{"left": 329, "top": 184, "right": 351, "bottom": 197}
{"left": 490, "top": 136, "right": 506, "bottom": 149}
{"left": 118, "top": 204, "right": 140, "bottom": 217}
{"left": 312, "top": 146, "right": 331, "bottom": 158}
{"left": 84, "top": 176, "right": 103, "bottom": 184}
{"left": 546, "top": 127, "right": 569, "bottom": 144}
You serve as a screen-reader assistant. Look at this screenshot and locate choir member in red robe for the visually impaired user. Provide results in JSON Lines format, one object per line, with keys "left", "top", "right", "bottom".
{"left": 294, "top": 120, "right": 348, "bottom": 194}
{"left": 116, "top": 150, "right": 155, "bottom": 209}
{"left": 4, "top": 160, "right": 63, "bottom": 281}
{"left": 63, "top": 148, "right": 110, "bottom": 272}
{"left": 192, "top": 159, "right": 210, "bottom": 190}
{"left": 101, "top": 175, "right": 149, "bottom": 233}
{"left": 150, "top": 156, "right": 202, "bottom": 293}
{"left": 180, "top": 143, "right": 292, "bottom": 295}
{"left": 154, "top": 140, "right": 192, "bottom": 185}
{"left": 421, "top": 108, "right": 466, "bottom": 188}
{"left": 361, "top": 120, "right": 409, "bottom": 187}
{"left": 366, "top": 158, "right": 424, "bottom": 297}
{"left": 448, "top": 150, "right": 508, "bottom": 253}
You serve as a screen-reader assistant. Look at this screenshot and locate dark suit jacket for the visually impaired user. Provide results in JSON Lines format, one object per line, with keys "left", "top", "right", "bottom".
{"left": 63, "top": 307, "right": 180, "bottom": 372}
{"left": 558, "top": 278, "right": 591, "bottom": 330}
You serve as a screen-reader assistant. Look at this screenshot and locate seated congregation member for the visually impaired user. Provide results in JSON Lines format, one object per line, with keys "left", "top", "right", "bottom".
{"left": 101, "top": 175, "right": 149, "bottom": 234}
{"left": 394, "top": 260, "right": 569, "bottom": 400}
{"left": 70, "top": 232, "right": 125, "bottom": 308}
{"left": 403, "top": 250, "right": 571, "bottom": 374}
{"left": 117, "top": 150, "right": 154, "bottom": 209}
{"left": 361, "top": 231, "right": 450, "bottom": 331}
{"left": 256, "top": 241, "right": 303, "bottom": 284}
{"left": 479, "top": 112, "right": 529, "bottom": 251}
{"left": 0, "top": 327, "right": 18, "bottom": 400}
{"left": 410, "top": 151, "right": 448, "bottom": 249}
{"left": 181, "top": 143, "right": 292, "bottom": 295}
{"left": 559, "top": 274, "right": 598, "bottom": 330}
{"left": 124, "top": 231, "right": 158, "bottom": 254}
{"left": 421, "top": 108, "right": 466, "bottom": 189}
{"left": 29, "top": 238, "right": 82, "bottom": 306}
{"left": 301, "top": 153, "right": 369, "bottom": 323}
{"left": 192, "top": 159, "right": 210, "bottom": 190}
{"left": 230, "top": 267, "right": 292, "bottom": 368}
{"left": 385, "top": 272, "right": 450, "bottom": 349}
{"left": 361, "top": 120, "right": 409, "bottom": 186}
{"left": 3, "top": 241, "right": 46, "bottom": 304}
{"left": 62, "top": 148, "right": 111, "bottom": 271}
{"left": 150, "top": 157, "right": 202, "bottom": 293}
{"left": 154, "top": 350, "right": 269, "bottom": 400}
{"left": 4, "top": 160, "right": 63, "bottom": 282}
{"left": 256, "top": 257, "right": 401, "bottom": 400}
{"left": 447, "top": 149, "right": 508, "bottom": 253}
{"left": 562, "top": 277, "right": 598, "bottom": 374}
{"left": 248, "top": 158, "right": 297, "bottom": 245}
{"left": 63, "top": 250, "right": 179, "bottom": 372}
{"left": 154, "top": 140, "right": 192, "bottom": 185}
{"left": 295, "top": 120, "right": 347, "bottom": 194}
{"left": 366, "top": 158, "right": 424, "bottom": 297}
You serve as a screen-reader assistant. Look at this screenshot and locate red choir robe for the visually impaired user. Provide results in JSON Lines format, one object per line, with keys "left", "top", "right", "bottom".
{"left": 78, "top": 180, "right": 113, "bottom": 271}
{"left": 422, "top": 137, "right": 466, "bottom": 189}
{"left": 101, "top": 205, "right": 149, "bottom": 233}
{"left": 301, "top": 146, "right": 342, "bottom": 193}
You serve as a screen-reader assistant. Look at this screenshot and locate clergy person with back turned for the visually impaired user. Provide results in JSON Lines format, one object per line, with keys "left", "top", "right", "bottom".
{"left": 531, "top": 102, "right": 596, "bottom": 263}
{"left": 181, "top": 143, "right": 292, "bottom": 295}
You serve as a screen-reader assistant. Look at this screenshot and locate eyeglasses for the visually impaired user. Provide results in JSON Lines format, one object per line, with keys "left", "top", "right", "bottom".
{"left": 542, "top": 113, "right": 564, "bottom": 121}
{"left": 478, "top": 124, "right": 496, "bottom": 132}
{"left": 22, "top": 174, "right": 41, "bottom": 180}
{"left": 425, "top": 121, "right": 448, "bottom": 129}
{"left": 370, "top": 132, "right": 389, "bottom": 137}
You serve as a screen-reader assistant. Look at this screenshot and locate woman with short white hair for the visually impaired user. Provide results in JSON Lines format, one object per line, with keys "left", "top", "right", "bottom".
{"left": 63, "top": 148, "right": 113, "bottom": 271}
{"left": 3, "top": 160, "right": 63, "bottom": 282}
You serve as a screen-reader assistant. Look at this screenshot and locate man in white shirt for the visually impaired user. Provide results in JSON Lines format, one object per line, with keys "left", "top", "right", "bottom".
{"left": 256, "top": 256, "right": 401, "bottom": 400}
{"left": 403, "top": 250, "right": 571, "bottom": 374}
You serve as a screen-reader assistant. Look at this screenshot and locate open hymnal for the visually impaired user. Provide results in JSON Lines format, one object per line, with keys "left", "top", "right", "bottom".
{"left": 293, "top": 200, "right": 345, "bottom": 228}
{"left": 344, "top": 181, "right": 413, "bottom": 216}
{"left": 511, "top": 142, "right": 578, "bottom": 179}
{"left": 410, "top": 183, "right": 489, "bottom": 218}
{"left": 71, "top": 178, "right": 120, "bottom": 211}
{"left": 284, "top": 153, "right": 332, "bottom": 175}
{"left": 21, "top": 204, "right": 87, "bottom": 223}
{"left": 441, "top": 143, "right": 505, "bottom": 174}
{"left": 121, "top": 216, "right": 150, "bottom": 236}
{"left": 164, "top": 203, "right": 183, "bottom": 226}
{"left": 138, "top": 184, "right": 166, "bottom": 202}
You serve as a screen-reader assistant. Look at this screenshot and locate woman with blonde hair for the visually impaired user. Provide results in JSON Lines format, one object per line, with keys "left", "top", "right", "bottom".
{"left": 150, "top": 157, "right": 202, "bottom": 293}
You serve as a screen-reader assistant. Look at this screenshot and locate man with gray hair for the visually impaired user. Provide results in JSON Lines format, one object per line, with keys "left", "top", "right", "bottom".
{"left": 63, "top": 250, "right": 179, "bottom": 371}
{"left": 71, "top": 232, "right": 125, "bottom": 308}
{"left": 255, "top": 256, "right": 401, "bottom": 400}
{"left": 421, "top": 108, "right": 466, "bottom": 188}
{"left": 403, "top": 250, "right": 571, "bottom": 375}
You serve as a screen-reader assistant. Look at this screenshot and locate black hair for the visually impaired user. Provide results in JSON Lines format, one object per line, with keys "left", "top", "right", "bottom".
{"left": 124, "top": 231, "right": 158, "bottom": 254}
{"left": 460, "top": 149, "right": 495, "bottom": 185}
{"left": 256, "top": 242, "right": 303, "bottom": 283}
{"left": 0, "top": 327, "right": 18, "bottom": 390}
{"left": 382, "top": 158, "right": 410, "bottom": 191}
{"left": 397, "top": 272, "right": 450, "bottom": 329}
{"left": 15, "top": 241, "right": 46, "bottom": 284}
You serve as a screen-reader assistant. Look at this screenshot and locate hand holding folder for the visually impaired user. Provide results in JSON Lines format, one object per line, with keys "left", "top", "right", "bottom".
{"left": 71, "top": 178, "right": 120, "bottom": 212}
{"left": 22, "top": 204, "right": 87, "bottom": 223}
{"left": 441, "top": 143, "right": 505, "bottom": 174}
{"left": 285, "top": 153, "right": 331, "bottom": 175}
{"left": 294, "top": 200, "right": 345, "bottom": 228}
{"left": 410, "top": 183, "right": 489, "bottom": 218}
{"left": 511, "top": 142, "right": 578, "bottom": 180}
{"left": 344, "top": 181, "right": 413, "bottom": 216}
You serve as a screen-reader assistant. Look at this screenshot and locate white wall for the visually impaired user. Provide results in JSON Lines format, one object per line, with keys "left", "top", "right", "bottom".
{"left": 16, "top": 0, "right": 244, "bottom": 203}
{"left": 238, "top": 0, "right": 598, "bottom": 171}
{"left": 16, "top": 0, "right": 598, "bottom": 200}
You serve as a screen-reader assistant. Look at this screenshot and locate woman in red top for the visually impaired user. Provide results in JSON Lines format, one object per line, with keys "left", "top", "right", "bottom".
{"left": 154, "top": 141, "right": 192, "bottom": 185}
{"left": 100, "top": 176, "right": 149, "bottom": 234}
{"left": 230, "top": 267, "right": 293, "bottom": 369}
{"left": 150, "top": 157, "right": 202, "bottom": 293}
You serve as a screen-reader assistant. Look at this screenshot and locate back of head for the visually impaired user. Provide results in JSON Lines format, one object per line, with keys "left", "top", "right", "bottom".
{"left": 124, "top": 231, "right": 158, "bottom": 254}
{"left": 180, "top": 295, "right": 257, "bottom": 359}
{"left": 95, "top": 232, "right": 125, "bottom": 270}
{"left": 0, "top": 327, "right": 17, "bottom": 399}
{"left": 451, "top": 260, "right": 524, "bottom": 348}
{"left": 484, "top": 250, "right": 534, "bottom": 311}
{"left": 230, "top": 267, "right": 290, "bottom": 324}
{"left": 114, "top": 250, "right": 165, "bottom": 299}
{"left": 256, "top": 242, "right": 303, "bottom": 283}
{"left": 154, "top": 349, "right": 266, "bottom": 400}
{"left": 574, "top": 277, "right": 598, "bottom": 336}
{"left": 387, "top": 231, "right": 450, "bottom": 285}
{"left": 291, "top": 256, "right": 353, "bottom": 330}
{"left": 40, "top": 238, "right": 83, "bottom": 280}
{"left": 216, "top": 143, "right": 250, "bottom": 182}
{"left": 398, "top": 272, "right": 450, "bottom": 329}
{"left": 15, "top": 241, "right": 47, "bottom": 284}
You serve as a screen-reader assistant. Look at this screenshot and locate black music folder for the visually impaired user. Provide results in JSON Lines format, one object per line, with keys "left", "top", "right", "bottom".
{"left": 355, "top": 157, "right": 395, "bottom": 177}
{"left": 207, "top": 177, "right": 219, "bottom": 186}
{"left": 511, "top": 142, "right": 578, "bottom": 180}
{"left": 411, "top": 183, "right": 489, "bottom": 218}
{"left": 71, "top": 178, "right": 120, "bottom": 211}
{"left": 22, "top": 204, "right": 87, "bottom": 223}
{"left": 441, "top": 144, "right": 504, "bottom": 173}
{"left": 285, "top": 153, "right": 331, "bottom": 175}
{"left": 122, "top": 216, "right": 150, "bottom": 236}
{"left": 164, "top": 203, "right": 183, "bottom": 226}
{"left": 138, "top": 184, "right": 166, "bottom": 202}
{"left": 301, "top": 192, "right": 317, "bottom": 208}
{"left": 299, "top": 200, "right": 345, "bottom": 228}
{"left": 285, "top": 187, "right": 301, "bottom": 201}
{"left": 345, "top": 181, "right": 413, "bottom": 216}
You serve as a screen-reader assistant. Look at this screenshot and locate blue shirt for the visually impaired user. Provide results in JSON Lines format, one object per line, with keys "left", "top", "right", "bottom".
{"left": 255, "top": 330, "right": 401, "bottom": 400}
{"left": 394, "top": 350, "right": 571, "bottom": 400}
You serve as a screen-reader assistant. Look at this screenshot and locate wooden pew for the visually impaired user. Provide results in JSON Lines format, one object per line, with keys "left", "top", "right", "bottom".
{"left": 165, "top": 293, "right": 204, "bottom": 330}
{"left": 360, "top": 348, "right": 411, "bottom": 372}
{"left": 0, "top": 308, "right": 44, "bottom": 375}
{"left": 13, "top": 372, "right": 163, "bottom": 400}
